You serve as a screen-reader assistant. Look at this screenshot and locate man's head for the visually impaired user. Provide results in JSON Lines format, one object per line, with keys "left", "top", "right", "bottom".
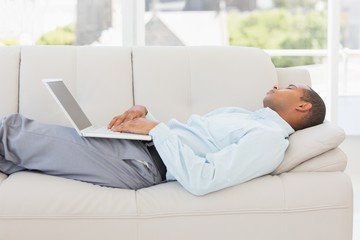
{"left": 263, "top": 84, "right": 326, "bottom": 131}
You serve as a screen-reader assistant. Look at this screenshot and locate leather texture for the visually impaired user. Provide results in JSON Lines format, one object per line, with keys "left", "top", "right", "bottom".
{"left": 0, "top": 46, "right": 353, "bottom": 240}
{"left": 273, "top": 120, "right": 346, "bottom": 174}
{"left": 132, "top": 46, "right": 278, "bottom": 122}
{"left": 0, "top": 46, "right": 19, "bottom": 115}
{"left": 19, "top": 46, "right": 134, "bottom": 126}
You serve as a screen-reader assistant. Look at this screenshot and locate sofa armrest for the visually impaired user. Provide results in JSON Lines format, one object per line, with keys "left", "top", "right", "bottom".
{"left": 290, "top": 148, "right": 347, "bottom": 173}
{"left": 273, "top": 121, "right": 346, "bottom": 175}
{"left": 0, "top": 46, "right": 20, "bottom": 115}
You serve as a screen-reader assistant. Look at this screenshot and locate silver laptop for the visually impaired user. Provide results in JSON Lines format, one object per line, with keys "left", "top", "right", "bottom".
{"left": 42, "top": 78, "right": 152, "bottom": 141}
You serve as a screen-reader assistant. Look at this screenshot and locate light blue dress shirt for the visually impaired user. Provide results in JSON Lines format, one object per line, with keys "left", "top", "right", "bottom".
{"left": 148, "top": 107, "right": 294, "bottom": 196}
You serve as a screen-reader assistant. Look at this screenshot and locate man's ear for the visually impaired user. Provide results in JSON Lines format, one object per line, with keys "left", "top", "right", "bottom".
{"left": 295, "top": 102, "right": 312, "bottom": 112}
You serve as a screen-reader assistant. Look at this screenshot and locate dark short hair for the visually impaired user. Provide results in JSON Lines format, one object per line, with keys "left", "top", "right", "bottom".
{"left": 297, "top": 87, "right": 326, "bottom": 130}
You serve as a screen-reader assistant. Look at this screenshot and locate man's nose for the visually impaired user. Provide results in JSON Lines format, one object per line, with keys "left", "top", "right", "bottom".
{"left": 273, "top": 85, "right": 284, "bottom": 90}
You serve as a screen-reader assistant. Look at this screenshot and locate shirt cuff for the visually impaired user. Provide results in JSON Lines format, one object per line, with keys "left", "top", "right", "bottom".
{"left": 145, "top": 111, "right": 157, "bottom": 121}
{"left": 149, "top": 122, "right": 172, "bottom": 144}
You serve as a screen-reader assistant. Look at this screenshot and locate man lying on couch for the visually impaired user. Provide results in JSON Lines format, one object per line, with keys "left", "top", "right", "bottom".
{"left": 0, "top": 84, "right": 325, "bottom": 196}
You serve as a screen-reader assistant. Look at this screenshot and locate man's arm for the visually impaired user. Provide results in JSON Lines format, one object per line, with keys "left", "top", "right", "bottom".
{"left": 150, "top": 124, "right": 288, "bottom": 196}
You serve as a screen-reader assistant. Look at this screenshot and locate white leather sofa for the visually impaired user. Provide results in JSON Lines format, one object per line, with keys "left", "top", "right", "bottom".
{"left": 0, "top": 46, "right": 353, "bottom": 240}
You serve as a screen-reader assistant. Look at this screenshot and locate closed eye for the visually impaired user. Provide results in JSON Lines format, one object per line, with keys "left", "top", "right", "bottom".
{"left": 287, "top": 84, "right": 297, "bottom": 89}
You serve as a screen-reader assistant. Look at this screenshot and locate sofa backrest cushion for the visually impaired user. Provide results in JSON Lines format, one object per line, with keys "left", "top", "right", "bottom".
{"left": 276, "top": 68, "right": 312, "bottom": 87}
{"left": 132, "top": 46, "right": 278, "bottom": 122}
{"left": 0, "top": 46, "right": 20, "bottom": 115}
{"left": 19, "top": 46, "right": 134, "bottom": 126}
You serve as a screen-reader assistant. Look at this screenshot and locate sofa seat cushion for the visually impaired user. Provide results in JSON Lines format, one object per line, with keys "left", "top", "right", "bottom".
{"left": 0, "top": 171, "right": 352, "bottom": 240}
{"left": 0, "top": 171, "right": 137, "bottom": 217}
{"left": 273, "top": 121, "right": 346, "bottom": 174}
{"left": 0, "top": 171, "right": 350, "bottom": 217}
{"left": 0, "top": 173, "right": 7, "bottom": 184}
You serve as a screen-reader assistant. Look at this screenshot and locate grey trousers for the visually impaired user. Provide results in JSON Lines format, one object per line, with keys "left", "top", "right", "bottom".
{"left": 0, "top": 114, "right": 163, "bottom": 189}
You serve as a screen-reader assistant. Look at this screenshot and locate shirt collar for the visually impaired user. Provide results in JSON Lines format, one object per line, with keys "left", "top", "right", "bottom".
{"left": 252, "top": 107, "right": 295, "bottom": 136}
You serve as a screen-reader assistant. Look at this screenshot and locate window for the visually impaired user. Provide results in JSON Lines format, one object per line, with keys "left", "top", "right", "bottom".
{"left": 0, "top": 0, "right": 77, "bottom": 45}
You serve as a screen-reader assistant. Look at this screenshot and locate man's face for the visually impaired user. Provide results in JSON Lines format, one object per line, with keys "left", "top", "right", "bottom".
{"left": 263, "top": 84, "right": 309, "bottom": 113}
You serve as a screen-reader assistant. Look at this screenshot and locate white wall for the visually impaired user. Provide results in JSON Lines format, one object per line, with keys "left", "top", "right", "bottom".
{"left": 342, "top": 135, "right": 360, "bottom": 174}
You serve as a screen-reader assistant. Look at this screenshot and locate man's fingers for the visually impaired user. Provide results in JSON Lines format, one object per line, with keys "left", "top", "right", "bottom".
{"left": 111, "top": 121, "right": 130, "bottom": 132}
{"left": 111, "top": 118, "right": 158, "bottom": 135}
{"left": 123, "top": 112, "right": 138, "bottom": 122}
{"left": 108, "top": 114, "right": 126, "bottom": 128}
{"left": 108, "top": 117, "right": 116, "bottom": 129}
{"left": 110, "top": 117, "right": 137, "bottom": 132}
{"left": 108, "top": 105, "right": 148, "bottom": 129}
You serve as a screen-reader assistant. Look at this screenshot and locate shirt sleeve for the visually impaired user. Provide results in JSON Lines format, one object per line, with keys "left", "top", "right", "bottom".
{"left": 145, "top": 111, "right": 158, "bottom": 121}
{"left": 149, "top": 123, "right": 288, "bottom": 196}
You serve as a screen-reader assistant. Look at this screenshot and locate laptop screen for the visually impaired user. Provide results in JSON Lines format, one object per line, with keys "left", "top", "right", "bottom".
{"left": 44, "top": 80, "right": 92, "bottom": 131}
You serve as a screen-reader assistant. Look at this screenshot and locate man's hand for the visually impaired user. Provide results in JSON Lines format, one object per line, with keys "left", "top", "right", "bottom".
{"left": 108, "top": 105, "right": 148, "bottom": 130}
{"left": 110, "top": 118, "right": 159, "bottom": 135}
